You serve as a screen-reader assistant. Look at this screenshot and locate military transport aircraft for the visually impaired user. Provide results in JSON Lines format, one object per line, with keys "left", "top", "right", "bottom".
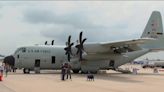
{"left": 3, "top": 11, "right": 164, "bottom": 74}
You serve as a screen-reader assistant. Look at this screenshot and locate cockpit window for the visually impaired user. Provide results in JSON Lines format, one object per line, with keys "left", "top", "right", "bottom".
{"left": 22, "top": 48, "right": 26, "bottom": 53}
{"left": 14, "top": 47, "right": 26, "bottom": 54}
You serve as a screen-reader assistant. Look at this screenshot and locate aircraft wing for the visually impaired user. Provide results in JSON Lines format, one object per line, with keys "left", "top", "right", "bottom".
{"left": 100, "top": 38, "right": 155, "bottom": 52}
{"left": 0, "top": 55, "right": 5, "bottom": 57}
{"left": 101, "top": 38, "right": 154, "bottom": 47}
{"left": 0, "top": 54, "right": 5, "bottom": 62}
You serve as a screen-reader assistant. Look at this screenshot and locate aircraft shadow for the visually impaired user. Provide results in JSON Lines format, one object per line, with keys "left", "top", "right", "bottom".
{"left": 73, "top": 73, "right": 143, "bottom": 83}
{"left": 8, "top": 70, "right": 164, "bottom": 83}
{"left": 136, "top": 73, "right": 164, "bottom": 76}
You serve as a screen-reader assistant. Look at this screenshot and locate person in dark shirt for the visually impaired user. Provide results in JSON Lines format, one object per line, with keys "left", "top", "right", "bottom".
{"left": 66, "top": 64, "right": 72, "bottom": 80}
{"left": 61, "top": 65, "right": 66, "bottom": 81}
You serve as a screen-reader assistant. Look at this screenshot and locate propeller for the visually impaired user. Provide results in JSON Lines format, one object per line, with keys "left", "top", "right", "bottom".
{"left": 64, "top": 35, "right": 74, "bottom": 62}
{"left": 51, "top": 40, "right": 54, "bottom": 45}
{"left": 45, "top": 41, "right": 48, "bottom": 45}
{"left": 75, "top": 31, "right": 87, "bottom": 61}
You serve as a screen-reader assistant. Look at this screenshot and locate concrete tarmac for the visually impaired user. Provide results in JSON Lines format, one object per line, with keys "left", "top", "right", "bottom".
{"left": 0, "top": 83, "right": 16, "bottom": 92}
{"left": 0, "top": 65, "right": 164, "bottom": 92}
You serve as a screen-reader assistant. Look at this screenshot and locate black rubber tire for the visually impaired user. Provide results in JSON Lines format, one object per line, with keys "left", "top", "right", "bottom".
{"left": 23, "top": 68, "right": 30, "bottom": 74}
{"left": 90, "top": 71, "right": 98, "bottom": 74}
{"left": 72, "top": 69, "right": 80, "bottom": 74}
{"left": 142, "top": 66, "right": 146, "bottom": 68}
{"left": 81, "top": 71, "right": 97, "bottom": 74}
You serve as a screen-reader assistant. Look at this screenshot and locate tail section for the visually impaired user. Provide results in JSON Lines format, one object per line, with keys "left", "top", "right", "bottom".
{"left": 141, "top": 11, "right": 164, "bottom": 50}
{"left": 141, "top": 11, "right": 163, "bottom": 39}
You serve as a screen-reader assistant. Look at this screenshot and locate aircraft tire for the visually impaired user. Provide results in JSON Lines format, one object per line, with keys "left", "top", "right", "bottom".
{"left": 90, "top": 71, "right": 98, "bottom": 74}
{"left": 142, "top": 66, "right": 146, "bottom": 68}
{"left": 72, "top": 69, "right": 80, "bottom": 74}
{"left": 23, "top": 68, "right": 30, "bottom": 74}
{"left": 81, "top": 71, "right": 88, "bottom": 74}
{"left": 81, "top": 71, "right": 97, "bottom": 74}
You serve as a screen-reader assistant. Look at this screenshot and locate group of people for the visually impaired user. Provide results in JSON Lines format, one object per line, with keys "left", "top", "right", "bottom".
{"left": 0, "top": 63, "right": 10, "bottom": 77}
{"left": 61, "top": 63, "right": 72, "bottom": 81}
{"left": 132, "top": 68, "right": 139, "bottom": 75}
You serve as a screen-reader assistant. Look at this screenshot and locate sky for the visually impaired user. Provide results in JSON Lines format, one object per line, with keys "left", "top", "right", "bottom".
{"left": 0, "top": 1, "right": 164, "bottom": 60}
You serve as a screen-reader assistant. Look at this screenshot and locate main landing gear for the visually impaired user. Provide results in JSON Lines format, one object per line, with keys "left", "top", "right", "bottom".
{"left": 23, "top": 68, "right": 30, "bottom": 74}
{"left": 72, "top": 69, "right": 80, "bottom": 74}
{"left": 81, "top": 71, "right": 98, "bottom": 74}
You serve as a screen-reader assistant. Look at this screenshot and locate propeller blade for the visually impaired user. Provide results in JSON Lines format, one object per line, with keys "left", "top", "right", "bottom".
{"left": 82, "top": 38, "right": 87, "bottom": 44}
{"left": 70, "top": 43, "right": 74, "bottom": 47}
{"left": 64, "top": 47, "right": 68, "bottom": 51}
{"left": 51, "top": 40, "right": 54, "bottom": 45}
{"left": 64, "top": 35, "right": 74, "bottom": 62}
{"left": 79, "top": 50, "right": 83, "bottom": 61}
{"left": 76, "top": 31, "right": 87, "bottom": 61}
{"left": 68, "top": 35, "right": 71, "bottom": 45}
{"left": 81, "top": 38, "right": 87, "bottom": 49}
{"left": 45, "top": 41, "right": 47, "bottom": 45}
{"left": 79, "top": 31, "right": 83, "bottom": 43}
{"left": 67, "top": 54, "right": 71, "bottom": 62}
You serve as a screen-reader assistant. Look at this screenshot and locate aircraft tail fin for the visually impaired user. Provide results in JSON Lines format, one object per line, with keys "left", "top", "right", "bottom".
{"left": 141, "top": 11, "right": 164, "bottom": 51}
{"left": 141, "top": 11, "right": 163, "bottom": 39}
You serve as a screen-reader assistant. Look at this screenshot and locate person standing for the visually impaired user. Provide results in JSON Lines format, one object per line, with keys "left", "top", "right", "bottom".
{"left": 61, "top": 65, "right": 66, "bottom": 81}
{"left": 154, "top": 67, "right": 158, "bottom": 74}
{"left": 66, "top": 64, "right": 72, "bottom": 80}
{"left": 0, "top": 65, "right": 4, "bottom": 77}
{"left": 0, "top": 65, "right": 4, "bottom": 79}
{"left": 4, "top": 64, "right": 9, "bottom": 77}
{"left": 0, "top": 67, "right": 2, "bottom": 81}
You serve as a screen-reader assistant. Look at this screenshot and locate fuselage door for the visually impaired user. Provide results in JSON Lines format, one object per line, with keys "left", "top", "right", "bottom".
{"left": 51, "top": 56, "right": 56, "bottom": 64}
{"left": 35, "top": 59, "right": 40, "bottom": 67}
{"left": 109, "top": 60, "right": 115, "bottom": 68}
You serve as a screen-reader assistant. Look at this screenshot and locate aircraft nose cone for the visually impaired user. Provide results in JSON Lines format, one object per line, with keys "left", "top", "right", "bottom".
{"left": 3, "top": 55, "right": 15, "bottom": 66}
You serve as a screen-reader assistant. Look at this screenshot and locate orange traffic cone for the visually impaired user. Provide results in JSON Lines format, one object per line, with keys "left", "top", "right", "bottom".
{"left": 0, "top": 73, "right": 2, "bottom": 81}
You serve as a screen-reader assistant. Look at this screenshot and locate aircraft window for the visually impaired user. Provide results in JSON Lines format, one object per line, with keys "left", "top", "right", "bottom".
{"left": 14, "top": 47, "right": 26, "bottom": 54}
{"left": 52, "top": 56, "right": 56, "bottom": 64}
{"left": 14, "top": 48, "right": 21, "bottom": 54}
{"left": 34, "top": 50, "right": 39, "bottom": 53}
{"left": 22, "top": 48, "right": 26, "bottom": 53}
{"left": 17, "top": 55, "right": 19, "bottom": 59}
